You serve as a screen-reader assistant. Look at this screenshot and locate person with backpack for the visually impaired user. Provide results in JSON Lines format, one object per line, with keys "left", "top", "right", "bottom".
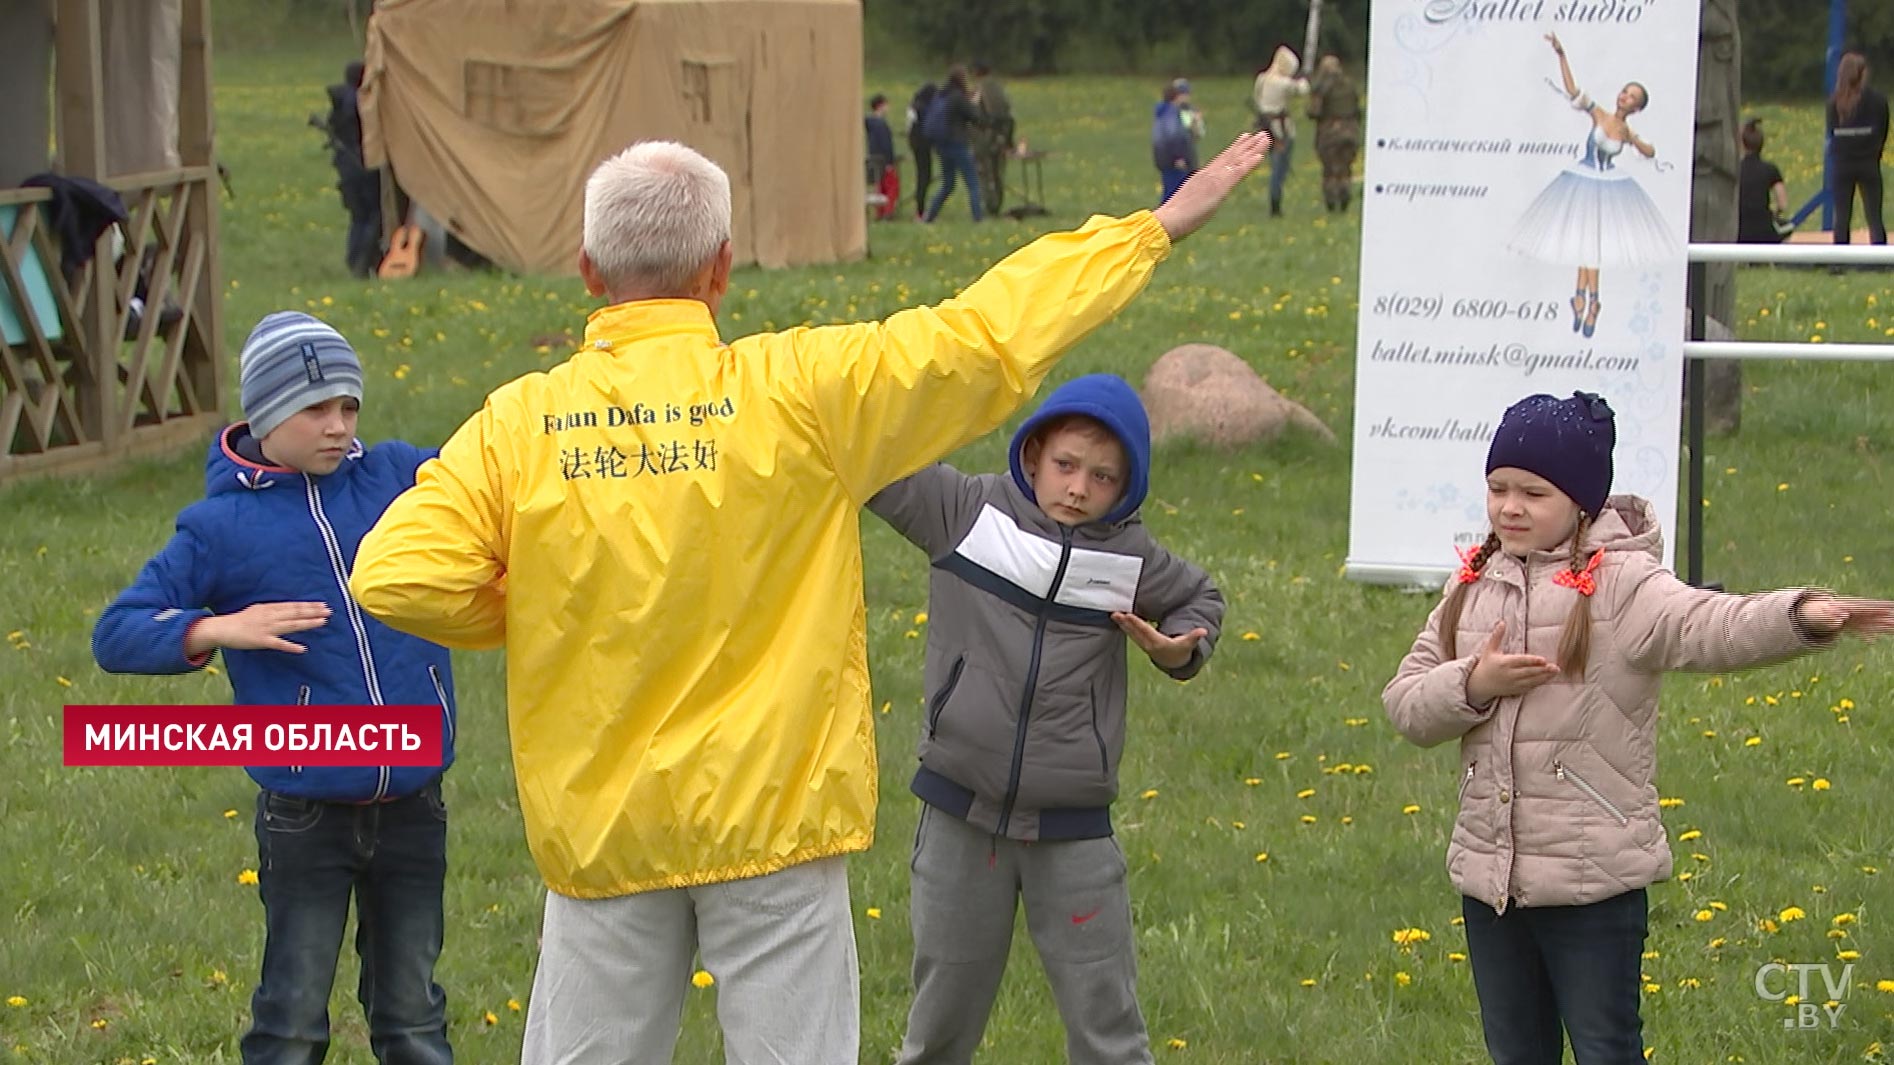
{"left": 907, "top": 82, "right": 939, "bottom": 220}
{"left": 922, "top": 67, "right": 986, "bottom": 223}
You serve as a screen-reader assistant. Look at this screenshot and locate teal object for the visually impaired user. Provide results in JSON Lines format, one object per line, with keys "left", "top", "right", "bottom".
{"left": 0, "top": 204, "right": 64, "bottom": 345}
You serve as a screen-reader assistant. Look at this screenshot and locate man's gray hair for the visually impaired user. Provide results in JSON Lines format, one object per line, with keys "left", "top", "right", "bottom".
{"left": 583, "top": 141, "right": 732, "bottom": 294}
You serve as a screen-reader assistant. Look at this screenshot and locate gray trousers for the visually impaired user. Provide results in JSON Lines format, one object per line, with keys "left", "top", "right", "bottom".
{"left": 897, "top": 806, "right": 1152, "bottom": 1065}
{"left": 521, "top": 856, "right": 858, "bottom": 1065}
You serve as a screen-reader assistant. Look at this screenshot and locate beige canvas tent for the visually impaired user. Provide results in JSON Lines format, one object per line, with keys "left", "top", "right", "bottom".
{"left": 361, "top": 0, "right": 866, "bottom": 277}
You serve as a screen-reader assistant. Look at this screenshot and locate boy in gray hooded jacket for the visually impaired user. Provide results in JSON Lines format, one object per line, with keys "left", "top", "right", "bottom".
{"left": 868, "top": 373, "right": 1225, "bottom": 1065}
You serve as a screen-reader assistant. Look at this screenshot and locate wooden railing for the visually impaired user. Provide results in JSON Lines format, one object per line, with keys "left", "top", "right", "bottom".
{"left": 0, "top": 164, "right": 224, "bottom": 480}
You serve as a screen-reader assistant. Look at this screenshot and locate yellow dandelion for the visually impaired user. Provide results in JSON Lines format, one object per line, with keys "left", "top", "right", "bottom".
{"left": 1340, "top": 816, "right": 1354, "bottom": 826}
{"left": 56, "top": 676, "right": 72, "bottom": 688}
{"left": 91, "top": 1019, "right": 108, "bottom": 1030}
{"left": 1744, "top": 736, "right": 1762, "bottom": 747}
{"left": 1274, "top": 752, "right": 1291, "bottom": 760}
{"left": 1299, "top": 815, "right": 1317, "bottom": 824}
{"left": 1402, "top": 804, "right": 1421, "bottom": 815}
{"left": 866, "top": 908, "right": 882, "bottom": 920}
{"left": 1395, "top": 971, "right": 1413, "bottom": 987}
{"left": 1678, "top": 830, "right": 1702, "bottom": 842}
{"left": 1240, "top": 632, "right": 1261, "bottom": 641}
{"left": 1296, "top": 788, "right": 1316, "bottom": 799}
{"left": 1760, "top": 918, "right": 1780, "bottom": 934}
{"left": 1813, "top": 778, "right": 1831, "bottom": 791}
{"left": 237, "top": 869, "right": 259, "bottom": 885}
{"left": 1839, "top": 950, "right": 1861, "bottom": 961}
{"left": 1448, "top": 952, "right": 1467, "bottom": 963}
{"left": 1786, "top": 777, "right": 1806, "bottom": 788}
{"left": 1642, "top": 982, "right": 1660, "bottom": 994}
{"left": 1140, "top": 789, "right": 1159, "bottom": 800}
{"left": 1877, "top": 980, "right": 1894, "bottom": 993}
{"left": 1785, "top": 994, "right": 1802, "bottom": 1007}
{"left": 1709, "top": 937, "right": 1727, "bottom": 949}
{"left": 207, "top": 968, "right": 227, "bottom": 987}
{"left": 1679, "top": 977, "right": 1702, "bottom": 989}
{"left": 1299, "top": 978, "right": 1317, "bottom": 988}
{"left": 1710, "top": 901, "right": 1728, "bottom": 911}
{"left": 223, "top": 809, "right": 238, "bottom": 819}
{"left": 508, "top": 998, "right": 522, "bottom": 1012}
{"left": 1658, "top": 797, "right": 1685, "bottom": 808}
{"left": 692, "top": 970, "right": 715, "bottom": 989}
{"left": 1243, "top": 777, "right": 1261, "bottom": 786}
{"left": 1232, "top": 821, "right": 1246, "bottom": 829}
{"left": 1352, "top": 764, "right": 1373, "bottom": 775}
{"left": 1840, "top": 698, "right": 1855, "bottom": 710}
{"left": 914, "top": 612, "right": 928, "bottom": 625}
{"left": 1168, "top": 1037, "right": 1189, "bottom": 1049}
{"left": 1694, "top": 910, "right": 1714, "bottom": 922}
{"left": 1392, "top": 928, "right": 1432, "bottom": 948}
{"left": 1255, "top": 852, "right": 1270, "bottom": 863}
{"left": 4, "top": 996, "right": 23, "bottom": 1007}
{"left": 483, "top": 1010, "right": 498, "bottom": 1025}
{"left": 1834, "top": 914, "right": 1857, "bottom": 926}
{"left": 1780, "top": 906, "right": 1807, "bottom": 922}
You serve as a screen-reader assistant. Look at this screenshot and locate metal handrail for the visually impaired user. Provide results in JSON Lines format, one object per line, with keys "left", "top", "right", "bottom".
{"left": 1682, "top": 241, "right": 1893, "bottom": 587}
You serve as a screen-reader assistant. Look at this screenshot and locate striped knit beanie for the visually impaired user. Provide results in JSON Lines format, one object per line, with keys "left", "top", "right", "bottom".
{"left": 239, "top": 311, "right": 364, "bottom": 439}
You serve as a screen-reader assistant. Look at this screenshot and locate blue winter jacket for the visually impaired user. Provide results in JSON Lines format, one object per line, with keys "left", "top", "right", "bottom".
{"left": 92, "top": 424, "right": 457, "bottom": 801}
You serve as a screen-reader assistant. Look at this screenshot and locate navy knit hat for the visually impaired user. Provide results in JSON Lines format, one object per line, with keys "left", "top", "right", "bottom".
{"left": 1485, "top": 391, "right": 1616, "bottom": 516}
{"left": 239, "top": 311, "right": 364, "bottom": 440}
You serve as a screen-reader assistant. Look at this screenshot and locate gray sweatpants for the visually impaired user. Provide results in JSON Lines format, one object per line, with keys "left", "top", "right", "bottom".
{"left": 896, "top": 806, "right": 1152, "bottom": 1065}
{"left": 521, "top": 856, "right": 859, "bottom": 1065}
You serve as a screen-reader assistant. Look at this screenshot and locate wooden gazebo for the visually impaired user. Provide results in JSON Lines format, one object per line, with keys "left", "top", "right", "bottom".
{"left": 0, "top": 0, "right": 224, "bottom": 482}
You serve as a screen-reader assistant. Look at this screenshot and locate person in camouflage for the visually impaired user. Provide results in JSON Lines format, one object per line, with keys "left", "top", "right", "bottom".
{"left": 971, "top": 62, "right": 1015, "bottom": 216}
{"left": 1308, "top": 55, "right": 1361, "bottom": 213}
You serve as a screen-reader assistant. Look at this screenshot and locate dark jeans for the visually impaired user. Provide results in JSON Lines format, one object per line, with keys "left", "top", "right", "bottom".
{"left": 242, "top": 785, "right": 452, "bottom": 1065}
{"left": 340, "top": 169, "right": 384, "bottom": 278}
{"left": 1462, "top": 890, "right": 1647, "bottom": 1065}
{"left": 926, "top": 140, "right": 983, "bottom": 222}
{"left": 1832, "top": 161, "right": 1887, "bottom": 244}
{"left": 1158, "top": 165, "right": 1190, "bottom": 205}
{"left": 909, "top": 130, "right": 934, "bottom": 218}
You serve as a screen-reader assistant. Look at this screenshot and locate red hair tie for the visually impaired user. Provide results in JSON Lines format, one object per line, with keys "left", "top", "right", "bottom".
{"left": 1454, "top": 544, "right": 1483, "bottom": 585}
{"left": 1553, "top": 549, "right": 1605, "bottom": 597}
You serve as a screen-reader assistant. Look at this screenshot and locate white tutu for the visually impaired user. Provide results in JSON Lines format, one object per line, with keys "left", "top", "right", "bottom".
{"left": 1507, "top": 132, "right": 1678, "bottom": 268}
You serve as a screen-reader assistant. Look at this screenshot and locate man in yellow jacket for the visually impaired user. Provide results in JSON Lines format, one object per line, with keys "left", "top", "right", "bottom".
{"left": 350, "top": 132, "right": 1269, "bottom": 1064}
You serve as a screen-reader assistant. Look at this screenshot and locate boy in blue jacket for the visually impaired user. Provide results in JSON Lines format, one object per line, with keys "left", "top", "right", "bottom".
{"left": 93, "top": 311, "right": 457, "bottom": 1065}
{"left": 869, "top": 374, "right": 1225, "bottom": 1065}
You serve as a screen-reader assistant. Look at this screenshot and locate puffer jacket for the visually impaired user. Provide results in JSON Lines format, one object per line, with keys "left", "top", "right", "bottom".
{"left": 869, "top": 376, "right": 1224, "bottom": 841}
{"left": 93, "top": 424, "right": 456, "bottom": 802}
{"left": 1383, "top": 496, "right": 1825, "bottom": 911}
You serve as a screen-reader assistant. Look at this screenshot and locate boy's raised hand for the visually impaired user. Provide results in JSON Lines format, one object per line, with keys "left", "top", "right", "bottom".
{"left": 1796, "top": 596, "right": 1894, "bottom": 638}
{"left": 1151, "top": 131, "right": 1271, "bottom": 242}
{"left": 1111, "top": 611, "right": 1207, "bottom": 670}
{"left": 185, "top": 601, "right": 332, "bottom": 657}
{"left": 1464, "top": 620, "right": 1559, "bottom": 706}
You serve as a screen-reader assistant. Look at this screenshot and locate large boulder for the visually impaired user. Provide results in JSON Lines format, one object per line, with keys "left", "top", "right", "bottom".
{"left": 1141, "top": 344, "right": 1335, "bottom": 448}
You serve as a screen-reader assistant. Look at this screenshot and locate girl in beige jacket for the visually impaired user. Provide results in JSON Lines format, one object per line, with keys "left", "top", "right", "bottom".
{"left": 1384, "top": 391, "right": 1894, "bottom": 1065}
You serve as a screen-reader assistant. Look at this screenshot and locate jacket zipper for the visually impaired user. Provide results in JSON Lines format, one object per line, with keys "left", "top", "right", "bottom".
{"left": 428, "top": 664, "right": 454, "bottom": 749}
{"left": 1458, "top": 760, "right": 1476, "bottom": 803}
{"left": 293, "top": 685, "right": 310, "bottom": 774}
{"left": 1090, "top": 700, "right": 1109, "bottom": 776}
{"left": 926, "top": 657, "right": 966, "bottom": 737}
{"left": 1555, "top": 762, "right": 1629, "bottom": 826}
{"left": 305, "top": 479, "right": 388, "bottom": 801}
{"left": 996, "top": 525, "right": 1074, "bottom": 835}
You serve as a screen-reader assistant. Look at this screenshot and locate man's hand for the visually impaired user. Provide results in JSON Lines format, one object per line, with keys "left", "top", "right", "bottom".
{"left": 185, "top": 602, "right": 332, "bottom": 657}
{"left": 1152, "top": 131, "right": 1272, "bottom": 242}
{"left": 1112, "top": 612, "right": 1207, "bottom": 671}
{"left": 1463, "top": 621, "right": 1559, "bottom": 706}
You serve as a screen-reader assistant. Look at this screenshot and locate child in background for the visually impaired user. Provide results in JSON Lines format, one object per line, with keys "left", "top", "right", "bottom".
{"left": 1384, "top": 390, "right": 1893, "bottom": 1065}
{"left": 92, "top": 311, "right": 458, "bottom": 1065}
{"left": 869, "top": 374, "right": 1225, "bottom": 1065}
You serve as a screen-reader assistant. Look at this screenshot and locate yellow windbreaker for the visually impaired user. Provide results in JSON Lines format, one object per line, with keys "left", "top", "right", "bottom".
{"left": 350, "top": 211, "right": 1171, "bottom": 897}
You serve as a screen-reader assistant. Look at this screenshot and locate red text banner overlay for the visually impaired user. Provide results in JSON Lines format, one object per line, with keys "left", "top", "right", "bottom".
{"left": 63, "top": 705, "right": 443, "bottom": 767}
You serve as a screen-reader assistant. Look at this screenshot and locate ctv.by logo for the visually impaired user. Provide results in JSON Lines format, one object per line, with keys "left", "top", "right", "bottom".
{"left": 1754, "top": 962, "right": 1851, "bottom": 1029}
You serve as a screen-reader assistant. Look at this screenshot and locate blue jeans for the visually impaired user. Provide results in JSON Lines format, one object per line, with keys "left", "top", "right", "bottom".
{"left": 926, "top": 140, "right": 984, "bottom": 222}
{"left": 242, "top": 785, "right": 452, "bottom": 1065}
{"left": 1158, "top": 165, "right": 1190, "bottom": 205}
{"left": 1267, "top": 138, "right": 1294, "bottom": 208}
{"left": 1461, "top": 890, "right": 1647, "bottom": 1065}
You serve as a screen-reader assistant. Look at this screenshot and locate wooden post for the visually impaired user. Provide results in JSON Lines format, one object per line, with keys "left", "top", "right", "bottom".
{"left": 55, "top": 0, "right": 115, "bottom": 449}
{"left": 178, "top": 0, "right": 223, "bottom": 419}
{"left": 1692, "top": 0, "right": 1743, "bottom": 434}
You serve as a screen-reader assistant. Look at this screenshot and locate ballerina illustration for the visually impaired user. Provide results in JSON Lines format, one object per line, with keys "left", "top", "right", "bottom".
{"left": 1508, "top": 33, "right": 1678, "bottom": 338}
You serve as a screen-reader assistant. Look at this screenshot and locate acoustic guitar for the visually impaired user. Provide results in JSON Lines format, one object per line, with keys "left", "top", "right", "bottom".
{"left": 378, "top": 218, "right": 425, "bottom": 280}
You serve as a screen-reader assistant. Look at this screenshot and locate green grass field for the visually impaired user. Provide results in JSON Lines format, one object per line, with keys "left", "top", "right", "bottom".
{"left": 2, "top": 35, "right": 1891, "bottom": 1065}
